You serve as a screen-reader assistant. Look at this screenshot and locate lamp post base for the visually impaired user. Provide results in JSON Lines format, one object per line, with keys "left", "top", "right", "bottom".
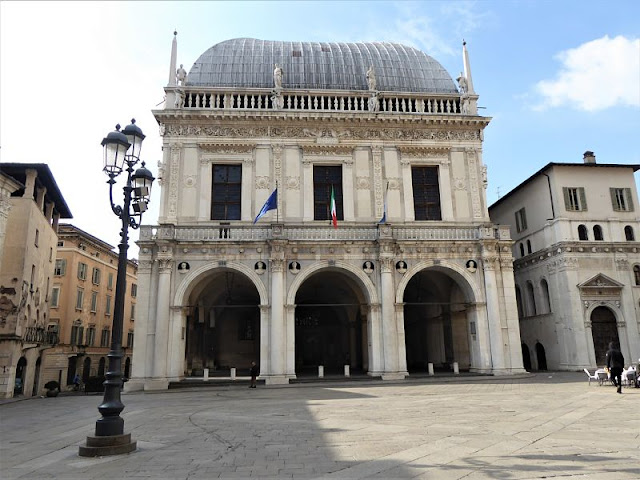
{"left": 78, "top": 433, "right": 137, "bottom": 457}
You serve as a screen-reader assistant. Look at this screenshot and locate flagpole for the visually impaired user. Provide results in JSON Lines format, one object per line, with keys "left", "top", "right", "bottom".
{"left": 276, "top": 180, "right": 279, "bottom": 223}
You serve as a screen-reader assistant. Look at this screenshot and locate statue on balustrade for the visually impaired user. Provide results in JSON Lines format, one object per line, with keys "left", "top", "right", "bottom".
{"left": 176, "top": 64, "right": 188, "bottom": 86}
{"left": 456, "top": 72, "right": 468, "bottom": 94}
{"left": 174, "top": 88, "right": 185, "bottom": 109}
{"left": 366, "top": 66, "right": 376, "bottom": 91}
{"left": 273, "top": 64, "right": 283, "bottom": 89}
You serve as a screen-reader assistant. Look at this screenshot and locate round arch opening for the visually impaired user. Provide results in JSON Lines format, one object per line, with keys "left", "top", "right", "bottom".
{"left": 185, "top": 268, "right": 260, "bottom": 376}
{"left": 294, "top": 269, "right": 369, "bottom": 376}
{"left": 402, "top": 268, "right": 472, "bottom": 373}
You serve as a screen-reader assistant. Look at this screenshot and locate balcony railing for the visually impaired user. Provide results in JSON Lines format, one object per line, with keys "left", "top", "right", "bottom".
{"left": 173, "top": 87, "right": 470, "bottom": 116}
{"left": 24, "top": 326, "right": 58, "bottom": 346}
{"left": 140, "top": 224, "right": 509, "bottom": 243}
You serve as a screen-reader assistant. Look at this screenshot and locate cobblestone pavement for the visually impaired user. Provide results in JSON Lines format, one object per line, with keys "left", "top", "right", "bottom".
{"left": 1, "top": 372, "right": 638, "bottom": 479}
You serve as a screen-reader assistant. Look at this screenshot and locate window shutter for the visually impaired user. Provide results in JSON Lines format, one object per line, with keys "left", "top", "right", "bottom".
{"left": 578, "top": 187, "right": 587, "bottom": 211}
{"left": 521, "top": 209, "right": 527, "bottom": 230}
{"left": 625, "top": 188, "right": 634, "bottom": 211}
{"left": 562, "top": 187, "right": 570, "bottom": 211}
{"left": 610, "top": 188, "right": 619, "bottom": 211}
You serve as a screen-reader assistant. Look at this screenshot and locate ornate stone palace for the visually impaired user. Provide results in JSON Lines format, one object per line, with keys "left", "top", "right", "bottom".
{"left": 128, "top": 35, "right": 525, "bottom": 391}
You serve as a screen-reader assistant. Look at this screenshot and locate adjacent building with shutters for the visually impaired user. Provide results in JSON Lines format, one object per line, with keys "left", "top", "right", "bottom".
{"left": 489, "top": 152, "right": 640, "bottom": 370}
{"left": 129, "top": 35, "right": 526, "bottom": 391}
{"left": 41, "top": 224, "right": 138, "bottom": 391}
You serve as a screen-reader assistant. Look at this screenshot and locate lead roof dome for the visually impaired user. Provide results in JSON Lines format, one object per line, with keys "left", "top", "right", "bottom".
{"left": 187, "top": 38, "right": 458, "bottom": 94}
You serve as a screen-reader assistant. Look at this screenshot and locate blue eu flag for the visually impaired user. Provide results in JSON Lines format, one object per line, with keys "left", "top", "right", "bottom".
{"left": 253, "top": 189, "right": 278, "bottom": 224}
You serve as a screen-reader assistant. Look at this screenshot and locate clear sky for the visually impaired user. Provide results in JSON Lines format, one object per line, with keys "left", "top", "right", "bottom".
{"left": 1, "top": 1, "right": 639, "bottom": 257}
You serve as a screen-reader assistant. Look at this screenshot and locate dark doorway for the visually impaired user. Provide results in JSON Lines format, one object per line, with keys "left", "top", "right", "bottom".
{"left": 124, "top": 357, "right": 131, "bottom": 378}
{"left": 535, "top": 342, "right": 547, "bottom": 370}
{"left": 66, "top": 356, "right": 77, "bottom": 386}
{"left": 15, "top": 357, "right": 27, "bottom": 396}
{"left": 521, "top": 343, "right": 532, "bottom": 371}
{"left": 98, "top": 357, "right": 106, "bottom": 376}
{"left": 403, "top": 269, "right": 470, "bottom": 372}
{"left": 32, "top": 357, "right": 42, "bottom": 396}
{"left": 591, "top": 306, "right": 619, "bottom": 365}
{"left": 186, "top": 270, "right": 260, "bottom": 376}
{"left": 295, "top": 270, "right": 366, "bottom": 375}
{"left": 82, "top": 357, "right": 91, "bottom": 382}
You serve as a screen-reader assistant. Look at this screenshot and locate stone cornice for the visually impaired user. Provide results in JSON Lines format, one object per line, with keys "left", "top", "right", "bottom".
{"left": 514, "top": 241, "right": 640, "bottom": 272}
{"left": 153, "top": 108, "right": 491, "bottom": 128}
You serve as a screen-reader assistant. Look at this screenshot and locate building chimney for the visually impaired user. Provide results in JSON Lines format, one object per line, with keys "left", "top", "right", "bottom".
{"left": 583, "top": 151, "right": 596, "bottom": 164}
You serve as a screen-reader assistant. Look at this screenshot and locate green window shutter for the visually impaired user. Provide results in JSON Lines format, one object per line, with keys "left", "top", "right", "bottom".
{"left": 562, "top": 187, "right": 571, "bottom": 211}
{"left": 610, "top": 188, "right": 619, "bottom": 211}
{"left": 578, "top": 187, "right": 587, "bottom": 211}
{"left": 522, "top": 208, "right": 527, "bottom": 230}
{"left": 625, "top": 188, "right": 634, "bottom": 211}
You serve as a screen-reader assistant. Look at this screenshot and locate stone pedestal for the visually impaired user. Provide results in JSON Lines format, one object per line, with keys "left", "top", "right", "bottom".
{"left": 78, "top": 433, "right": 136, "bottom": 457}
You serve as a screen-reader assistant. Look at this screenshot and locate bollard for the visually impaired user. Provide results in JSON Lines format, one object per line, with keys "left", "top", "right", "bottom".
{"left": 203, "top": 368, "right": 209, "bottom": 381}
{"left": 453, "top": 362, "right": 459, "bottom": 374}
{"left": 428, "top": 363, "right": 434, "bottom": 376}
{"left": 318, "top": 365, "right": 324, "bottom": 378}
{"left": 230, "top": 367, "right": 236, "bottom": 380}
{"left": 344, "top": 365, "right": 350, "bottom": 377}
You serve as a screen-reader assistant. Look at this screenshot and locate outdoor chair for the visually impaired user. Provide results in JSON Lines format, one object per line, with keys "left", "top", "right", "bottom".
{"left": 583, "top": 368, "right": 599, "bottom": 385}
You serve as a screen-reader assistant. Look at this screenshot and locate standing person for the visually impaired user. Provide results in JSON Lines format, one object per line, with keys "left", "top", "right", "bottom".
{"left": 605, "top": 342, "right": 625, "bottom": 394}
{"left": 73, "top": 373, "right": 81, "bottom": 392}
{"left": 249, "top": 361, "right": 259, "bottom": 388}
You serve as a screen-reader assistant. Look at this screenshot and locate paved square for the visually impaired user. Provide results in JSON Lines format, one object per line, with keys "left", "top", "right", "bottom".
{"left": 1, "top": 373, "right": 638, "bottom": 479}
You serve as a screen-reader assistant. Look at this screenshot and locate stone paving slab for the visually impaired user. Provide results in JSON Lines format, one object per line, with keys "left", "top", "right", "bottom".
{"left": 0, "top": 372, "right": 639, "bottom": 479}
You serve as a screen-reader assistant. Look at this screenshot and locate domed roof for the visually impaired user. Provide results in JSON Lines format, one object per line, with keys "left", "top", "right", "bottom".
{"left": 187, "top": 38, "right": 458, "bottom": 94}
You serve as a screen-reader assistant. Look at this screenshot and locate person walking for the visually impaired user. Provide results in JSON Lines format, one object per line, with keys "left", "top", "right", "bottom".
{"left": 249, "top": 361, "right": 259, "bottom": 389}
{"left": 605, "top": 342, "right": 625, "bottom": 394}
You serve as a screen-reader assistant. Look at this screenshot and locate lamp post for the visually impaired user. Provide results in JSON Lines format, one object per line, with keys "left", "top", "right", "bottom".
{"left": 79, "top": 119, "right": 154, "bottom": 457}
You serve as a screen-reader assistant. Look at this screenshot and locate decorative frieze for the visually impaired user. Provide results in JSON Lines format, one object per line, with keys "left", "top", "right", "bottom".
{"left": 163, "top": 124, "right": 482, "bottom": 142}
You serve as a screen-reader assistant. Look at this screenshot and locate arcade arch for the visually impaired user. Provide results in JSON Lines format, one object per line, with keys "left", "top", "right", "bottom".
{"left": 396, "top": 262, "right": 480, "bottom": 373}
{"left": 287, "top": 262, "right": 378, "bottom": 376}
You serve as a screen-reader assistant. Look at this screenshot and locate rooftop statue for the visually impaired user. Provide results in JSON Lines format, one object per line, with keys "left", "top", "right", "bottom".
{"left": 366, "top": 66, "right": 376, "bottom": 91}
{"left": 456, "top": 72, "right": 468, "bottom": 94}
{"left": 273, "top": 64, "right": 283, "bottom": 89}
{"left": 176, "top": 64, "right": 188, "bottom": 86}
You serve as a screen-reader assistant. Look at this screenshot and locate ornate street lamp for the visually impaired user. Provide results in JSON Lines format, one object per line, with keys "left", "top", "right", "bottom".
{"left": 79, "top": 119, "right": 154, "bottom": 457}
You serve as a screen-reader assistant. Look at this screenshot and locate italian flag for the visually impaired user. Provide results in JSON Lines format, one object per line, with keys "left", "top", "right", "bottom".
{"left": 330, "top": 186, "right": 338, "bottom": 229}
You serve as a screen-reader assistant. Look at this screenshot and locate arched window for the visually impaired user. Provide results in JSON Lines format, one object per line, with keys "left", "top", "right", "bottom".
{"left": 540, "top": 279, "right": 551, "bottom": 314}
{"left": 634, "top": 265, "right": 640, "bottom": 286}
{"left": 593, "top": 224, "right": 604, "bottom": 241}
{"left": 526, "top": 281, "right": 537, "bottom": 316}
{"left": 526, "top": 239, "right": 532, "bottom": 254}
{"left": 515, "top": 285, "right": 524, "bottom": 318}
{"left": 625, "top": 225, "right": 635, "bottom": 241}
{"left": 578, "top": 224, "right": 588, "bottom": 240}
{"left": 519, "top": 243, "right": 525, "bottom": 257}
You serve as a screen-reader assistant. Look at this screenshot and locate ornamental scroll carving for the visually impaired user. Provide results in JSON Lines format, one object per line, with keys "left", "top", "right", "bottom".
{"left": 356, "top": 177, "right": 370, "bottom": 190}
{"left": 198, "top": 143, "right": 255, "bottom": 154}
{"left": 466, "top": 148, "right": 482, "bottom": 219}
{"left": 255, "top": 176, "right": 271, "bottom": 190}
{"left": 301, "top": 145, "right": 354, "bottom": 156}
{"left": 168, "top": 144, "right": 181, "bottom": 219}
{"left": 285, "top": 176, "right": 300, "bottom": 190}
{"left": 372, "top": 146, "right": 384, "bottom": 220}
{"left": 163, "top": 124, "right": 481, "bottom": 142}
